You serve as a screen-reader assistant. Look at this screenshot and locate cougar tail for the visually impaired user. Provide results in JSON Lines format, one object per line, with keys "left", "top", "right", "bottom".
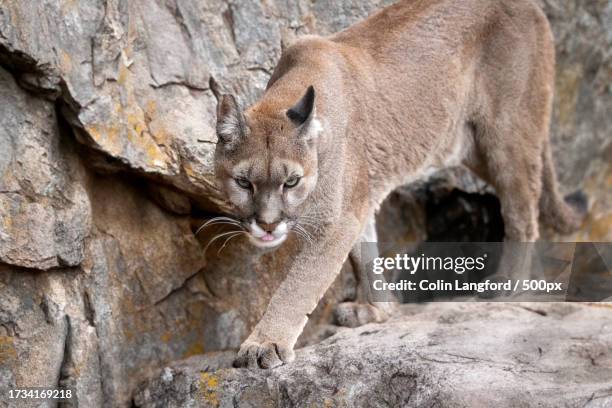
{"left": 539, "top": 142, "right": 588, "bottom": 234}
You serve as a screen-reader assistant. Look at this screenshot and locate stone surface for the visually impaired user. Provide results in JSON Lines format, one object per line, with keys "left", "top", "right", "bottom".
{"left": 0, "top": 68, "right": 91, "bottom": 270}
{"left": 0, "top": 0, "right": 610, "bottom": 407}
{"left": 0, "top": 0, "right": 396, "bottom": 212}
{"left": 134, "top": 303, "right": 612, "bottom": 408}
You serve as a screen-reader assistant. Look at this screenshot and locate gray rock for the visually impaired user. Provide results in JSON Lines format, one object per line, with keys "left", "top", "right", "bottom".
{"left": 134, "top": 303, "right": 612, "bottom": 408}
{"left": 0, "top": 67, "right": 91, "bottom": 270}
{"left": 78, "top": 177, "right": 208, "bottom": 407}
{"left": 0, "top": 268, "right": 75, "bottom": 408}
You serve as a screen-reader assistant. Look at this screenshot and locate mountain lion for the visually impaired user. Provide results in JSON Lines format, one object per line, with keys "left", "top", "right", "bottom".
{"left": 212, "top": 0, "right": 586, "bottom": 369}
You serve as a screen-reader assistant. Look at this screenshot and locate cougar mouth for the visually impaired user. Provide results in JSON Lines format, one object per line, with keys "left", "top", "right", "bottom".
{"left": 247, "top": 220, "right": 289, "bottom": 248}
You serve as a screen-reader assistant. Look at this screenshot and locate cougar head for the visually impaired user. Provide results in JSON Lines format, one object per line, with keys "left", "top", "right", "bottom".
{"left": 213, "top": 86, "right": 322, "bottom": 248}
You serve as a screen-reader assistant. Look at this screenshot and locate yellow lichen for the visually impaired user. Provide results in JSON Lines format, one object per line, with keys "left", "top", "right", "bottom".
{"left": 85, "top": 124, "right": 122, "bottom": 156}
{"left": 199, "top": 372, "right": 220, "bottom": 407}
{"left": 183, "top": 342, "right": 205, "bottom": 358}
{"left": 146, "top": 100, "right": 157, "bottom": 117}
{"left": 0, "top": 336, "right": 17, "bottom": 363}
{"left": 2, "top": 216, "right": 13, "bottom": 232}
{"left": 59, "top": 49, "right": 73, "bottom": 74}
{"left": 160, "top": 331, "right": 172, "bottom": 344}
{"left": 117, "top": 64, "right": 129, "bottom": 86}
{"left": 127, "top": 111, "right": 147, "bottom": 137}
{"left": 108, "top": 63, "right": 170, "bottom": 170}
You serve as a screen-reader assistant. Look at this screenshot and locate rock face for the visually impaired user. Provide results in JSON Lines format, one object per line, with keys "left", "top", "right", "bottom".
{"left": 0, "top": 0, "right": 610, "bottom": 407}
{"left": 0, "top": 68, "right": 91, "bottom": 270}
{"left": 134, "top": 303, "right": 612, "bottom": 408}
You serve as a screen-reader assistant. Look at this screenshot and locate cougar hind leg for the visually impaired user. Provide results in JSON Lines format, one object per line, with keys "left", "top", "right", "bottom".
{"left": 471, "top": 115, "right": 545, "bottom": 284}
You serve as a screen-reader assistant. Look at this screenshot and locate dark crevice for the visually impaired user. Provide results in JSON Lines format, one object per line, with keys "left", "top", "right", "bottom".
{"left": 386, "top": 178, "right": 505, "bottom": 303}
{"left": 209, "top": 75, "right": 222, "bottom": 101}
{"left": 515, "top": 305, "right": 548, "bottom": 316}
{"left": 0, "top": 260, "right": 79, "bottom": 275}
{"left": 0, "top": 42, "right": 61, "bottom": 99}
{"left": 39, "top": 296, "right": 54, "bottom": 325}
{"left": 83, "top": 290, "right": 96, "bottom": 327}
{"left": 246, "top": 66, "right": 273, "bottom": 75}
{"left": 57, "top": 315, "right": 73, "bottom": 405}
{"left": 149, "top": 80, "right": 209, "bottom": 91}
{"left": 425, "top": 187, "right": 504, "bottom": 242}
{"left": 0, "top": 42, "right": 48, "bottom": 76}
{"left": 0, "top": 321, "right": 19, "bottom": 338}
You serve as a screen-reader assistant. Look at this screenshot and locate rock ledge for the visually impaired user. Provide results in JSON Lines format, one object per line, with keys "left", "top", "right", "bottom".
{"left": 135, "top": 303, "right": 612, "bottom": 408}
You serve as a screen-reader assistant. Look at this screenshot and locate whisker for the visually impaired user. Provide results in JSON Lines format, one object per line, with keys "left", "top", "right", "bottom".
{"left": 291, "top": 229, "right": 309, "bottom": 244}
{"left": 296, "top": 220, "right": 319, "bottom": 230}
{"left": 198, "top": 221, "right": 243, "bottom": 230}
{"left": 217, "top": 231, "right": 245, "bottom": 255}
{"left": 298, "top": 231, "right": 314, "bottom": 246}
{"left": 295, "top": 224, "right": 315, "bottom": 240}
{"left": 196, "top": 217, "right": 243, "bottom": 235}
{"left": 203, "top": 230, "right": 243, "bottom": 254}
{"left": 292, "top": 226, "right": 314, "bottom": 245}
{"left": 296, "top": 215, "right": 322, "bottom": 227}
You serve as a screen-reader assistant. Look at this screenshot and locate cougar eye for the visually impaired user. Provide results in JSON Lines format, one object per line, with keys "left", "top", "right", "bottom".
{"left": 284, "top": 176, "right": 301, "bottom": 188}
{"left": 235, "top": 177, "right": 252, "bottom": 190}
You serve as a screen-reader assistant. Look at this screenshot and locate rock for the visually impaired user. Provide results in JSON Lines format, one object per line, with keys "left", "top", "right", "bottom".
{"left": 146, "top": 184, "right": 192, "bottom": 215}
{"left": 0, "top": 0, "right": 610, "bottom": 407}
{"left": 0, "top": 270, "right": 68, "bottom": 404}
{"left": 0, "top": 0, "right": 399, "bottom": 214}
{"left": 76, "top": 176, "right": 210, "bottom": 407}
{"left": 0, "top": 67, "right": 91, "bottom": 270}
{"left": 134, "top": 303, "right": 612, "bottom": 408}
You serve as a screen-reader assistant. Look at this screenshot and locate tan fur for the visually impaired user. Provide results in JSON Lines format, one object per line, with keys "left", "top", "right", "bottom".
{"left": 214, "top": 0, "right": 585, "bottom": 369}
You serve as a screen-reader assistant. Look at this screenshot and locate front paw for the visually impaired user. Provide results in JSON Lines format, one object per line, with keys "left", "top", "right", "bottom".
{"left": 232, "top": 340, "right": 295, "bottom": 369}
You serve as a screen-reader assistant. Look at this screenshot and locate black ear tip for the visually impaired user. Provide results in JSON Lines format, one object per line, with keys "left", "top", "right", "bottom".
{"left": 286, "top": 85, "right": 316, "bottom": 126}
{"left": 305, "top": 86, "right": 315, "bottom": 106}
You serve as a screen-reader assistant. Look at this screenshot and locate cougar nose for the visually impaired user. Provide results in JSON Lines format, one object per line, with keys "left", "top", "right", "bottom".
{"left": 257, "top": 220, "right": 279, "bottom": 233}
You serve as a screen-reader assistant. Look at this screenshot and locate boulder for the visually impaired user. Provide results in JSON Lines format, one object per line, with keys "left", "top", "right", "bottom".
{"left": 134, "top": 303, "right": 612, "bottom": 408}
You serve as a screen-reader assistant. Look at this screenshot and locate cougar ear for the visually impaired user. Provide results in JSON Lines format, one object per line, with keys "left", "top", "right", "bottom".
{"left": 216, "top": 94, "right": 245, "bottom": 146}
{"left": 286, "top": 85, "right": 315, "bottom": 126}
